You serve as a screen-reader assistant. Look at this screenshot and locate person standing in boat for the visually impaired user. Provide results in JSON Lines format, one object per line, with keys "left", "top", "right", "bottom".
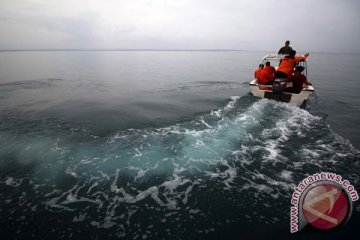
{"left": 278, "top": 40, "right": 293, "bottom": 55}
{"left": 256, "top": 61, "right": 275, "bottom": 85}
{"left": 274, "top": 50, "right": 309, "bottom": 79}
{"left": 285, "top": 66, "right": 311, "bottom": 93}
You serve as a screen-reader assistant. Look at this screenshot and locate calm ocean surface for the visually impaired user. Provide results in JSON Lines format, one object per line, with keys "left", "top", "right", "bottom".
{"left": 0, "top": 51, "right": 359, "bottom": 239}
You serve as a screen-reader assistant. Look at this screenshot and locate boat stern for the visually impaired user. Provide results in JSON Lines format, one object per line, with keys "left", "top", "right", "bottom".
{"left": 249, "top": 79, "right": 315, "bottom": 107}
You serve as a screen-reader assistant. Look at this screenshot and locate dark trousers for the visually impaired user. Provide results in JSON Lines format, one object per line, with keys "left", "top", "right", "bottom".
{"left": 284, "top": 87, "right": 302, "bottom": 94}
{"left": 274, "top": 71, "right": 288, "bottom": 79}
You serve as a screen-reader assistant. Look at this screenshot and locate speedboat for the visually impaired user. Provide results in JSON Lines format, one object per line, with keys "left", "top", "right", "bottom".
{"left": 249, "top": 54, "right": 315, "bottom": 107}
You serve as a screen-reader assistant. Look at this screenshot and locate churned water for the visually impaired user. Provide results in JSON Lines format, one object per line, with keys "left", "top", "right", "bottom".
{"left": 0, "top": 51, "right": 359, "bottom": 239}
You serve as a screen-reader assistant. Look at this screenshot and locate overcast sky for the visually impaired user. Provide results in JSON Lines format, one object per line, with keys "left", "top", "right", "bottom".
{"left": 0, "top": 0, "right": 359, "bottom": 52}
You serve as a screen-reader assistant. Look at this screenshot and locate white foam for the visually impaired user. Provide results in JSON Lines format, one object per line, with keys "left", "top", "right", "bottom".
{"left": 111, "top": 169, "right": 121, "bottom": 192}
{"left": 263, "top": 141, "right": 280, "bottom": 161}
{"left": 204, "top": 159, "right": 237, "bottom": 188}
{"left": 210, "top": 109, "right": 222, "bottom": 118}
{"left": 86, "top": 181, "right": 99, "bottom": 194}
{"left": 5, "top": 177, "right": 23, "bottom": 187}
{"left": 80, "top": 158, "right": 94, "bottom": 165}
{"left": 189, "top": 209, "right": 201, "bottom": 214}
{"left": 199, "top": 117, "right": 212, "bottom": 129}
{"left": 114, "top": 186, "right": 168, "bottom": 208}
{"left": 301, "top": 148, "right": 321, "bottom": 158}
{"left": 161, "top": 176, "right": 190, "bottom": 193}
{"left": 280, "top": 170, "right": 293, "bottom": 181}
{"left": 134, "top": 168, "right": 147, "bottom": 180}
{"left": 14, "top": 93, "right": 358, "bottom": 238}
{"left": 241, "top": 181, "right": 273, "bottom": 193}
{"left": 245, "top": 171, "right": 295, "bottom": 193}
{"left": 65, "top": 167, "right": 78, "bottom": 178}
{"left": 182, "top": 184, "right": 193, "bottom": 205}
{"left": 134, "top": 148, "right": 143, "bottom": 157}
{"left": 252, "top": 100, "right": 324, "bottom": 165}
{"left": 224, "top": 96, "right": 240, "bottom": 110}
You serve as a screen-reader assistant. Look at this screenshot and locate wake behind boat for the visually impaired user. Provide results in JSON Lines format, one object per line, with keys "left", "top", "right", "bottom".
{"left": 249, "top": 54, "right": 315, "bottom": 107}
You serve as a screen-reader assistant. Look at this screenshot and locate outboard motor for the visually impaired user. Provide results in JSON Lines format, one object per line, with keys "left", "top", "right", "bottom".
{"left": 272, "top": 78, "right": 287, "bottom": 101}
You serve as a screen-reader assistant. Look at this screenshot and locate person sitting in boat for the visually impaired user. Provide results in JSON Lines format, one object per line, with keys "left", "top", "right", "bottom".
{"left": 254, "top": 63, "right": 264, "bottom": 79}
{"left": 278, "top": 40, "right": 293, "bottom": 55}
{"left": 256, "top": 61, "right": 275, "bottom": 85}
{"left": 285, "top": 66, "right": 311, "bottom": 93}
{"left": 274, "top": 50, "right": 309, "bottom": 79}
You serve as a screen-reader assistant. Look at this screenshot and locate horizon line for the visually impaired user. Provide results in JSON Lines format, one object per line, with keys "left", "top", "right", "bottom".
{"left": 0, "top": 48, "right": 246, "bottom": 52}
{"left": 0, "top": 49, "right": 356, "bottom": 54}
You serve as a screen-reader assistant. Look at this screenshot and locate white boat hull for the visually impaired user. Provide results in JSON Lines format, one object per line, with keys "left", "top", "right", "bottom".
{"left": 249, "top": 79, "right": 315, "bottom": 107}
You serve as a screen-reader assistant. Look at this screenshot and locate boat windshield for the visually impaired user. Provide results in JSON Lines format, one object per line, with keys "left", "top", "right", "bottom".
{"left": 263, "top": 54, "right": 287, "bottom": 61}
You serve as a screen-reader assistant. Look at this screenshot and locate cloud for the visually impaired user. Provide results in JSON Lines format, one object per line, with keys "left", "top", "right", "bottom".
{"left": 0, "top": 0, "right": 359, "bottom": 52}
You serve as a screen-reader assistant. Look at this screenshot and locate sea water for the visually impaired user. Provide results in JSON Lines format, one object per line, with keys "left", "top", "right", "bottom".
{"left": 0, "top": 51, "right": 359, "bottom": 239}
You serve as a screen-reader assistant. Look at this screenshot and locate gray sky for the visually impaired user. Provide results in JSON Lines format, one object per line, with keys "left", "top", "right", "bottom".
{"left": 0, "top": 0, "right": 359, "bottom": 52}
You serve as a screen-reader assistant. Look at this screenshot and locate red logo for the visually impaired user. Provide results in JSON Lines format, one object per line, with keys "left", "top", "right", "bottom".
{"left": 302, "top": 183, "right": 349, "bottom": 229}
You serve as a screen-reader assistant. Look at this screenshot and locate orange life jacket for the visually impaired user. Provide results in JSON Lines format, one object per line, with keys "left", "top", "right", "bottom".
{"left": 257, "top": 66, "right": 275, "bottom": 84}
{"left": 254, "top": 68, "right": 262, "bottom": 78}
{"left": 277, "top": 56, "right": 307, "bottom": 75}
